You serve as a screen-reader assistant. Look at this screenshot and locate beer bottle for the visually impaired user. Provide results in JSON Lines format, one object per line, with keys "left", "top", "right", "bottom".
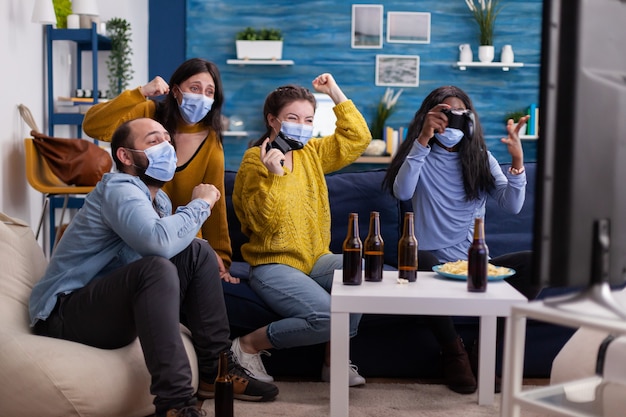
{"left": 467, "top": 217, "right": 489, "bottom": 292}
{"left": 214, "top": 351, "right": 234, "bottom": 417}
{"left": 364, "top": 211, "right": 384, "bottom": 282}
{"left": 343, "top": 212, "right": 362, "bottom": 285}
{"left": 398, "top": 212, "right": 418, "bottom": 282}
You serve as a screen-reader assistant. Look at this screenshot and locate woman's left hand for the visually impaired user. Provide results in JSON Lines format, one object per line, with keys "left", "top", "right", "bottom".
{"left": 312, "top": 73, "right": 347, "bottom": 104}
{"left": 501, "top": 115, "right": 529, "bottom": 162}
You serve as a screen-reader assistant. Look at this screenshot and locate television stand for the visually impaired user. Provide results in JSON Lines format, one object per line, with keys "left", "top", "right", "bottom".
{"left": 500, "top": 298, "right": 626, "bottom": 417}
{"left": 544, "top": 281, "right": 626, "bottom": 321}
{"left": 544, "top": 218, "right": 626, "bottom": 321}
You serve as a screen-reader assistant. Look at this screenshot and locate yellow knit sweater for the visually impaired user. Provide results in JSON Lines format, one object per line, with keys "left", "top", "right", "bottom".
{"left": 83, "top": 88, "right": 232, "bottom": 267}
{"left": 233, "top": 100, "right": 371, "bottom": 274}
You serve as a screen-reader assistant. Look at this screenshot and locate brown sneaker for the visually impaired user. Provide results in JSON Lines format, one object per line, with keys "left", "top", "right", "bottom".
{"left": 197, "top": 352, "right": 279, "bottom": 402}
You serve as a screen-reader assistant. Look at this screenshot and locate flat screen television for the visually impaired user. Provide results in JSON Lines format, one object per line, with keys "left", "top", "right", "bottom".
{"left": 533, "top": 0, "right": 626, "bottom": 317}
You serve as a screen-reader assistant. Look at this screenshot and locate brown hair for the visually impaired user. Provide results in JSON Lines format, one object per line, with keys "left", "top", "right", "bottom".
{"left": 250, "top": 84, "right": 317, "bottom": 147}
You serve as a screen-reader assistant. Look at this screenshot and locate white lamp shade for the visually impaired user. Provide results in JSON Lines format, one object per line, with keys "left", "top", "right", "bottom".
{"left": 72, "top": 0, "right": 99, "bottom": 15}
{"left": 31, "top": 0, "right": 57, "bottom": 25}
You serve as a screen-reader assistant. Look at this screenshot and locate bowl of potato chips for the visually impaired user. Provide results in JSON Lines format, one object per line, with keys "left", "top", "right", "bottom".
{"left": 432, "top": 260, "right": 515, "bottom": 281}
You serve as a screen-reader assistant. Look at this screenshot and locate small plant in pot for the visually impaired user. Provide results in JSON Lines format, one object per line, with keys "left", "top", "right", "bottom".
{"left": 465, "top": 0, "right": 503, "bottom": 62}
{"left": 105, "top": 17, "right": 134, "bottom": 98}
{"left": 504, "top": 110, "right": 528, "bottom": 135}
{"left": 235, "top": 27, "right": 284, "bottom": 60}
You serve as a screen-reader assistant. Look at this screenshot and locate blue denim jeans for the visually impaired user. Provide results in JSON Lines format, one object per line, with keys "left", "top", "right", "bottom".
{"left": 249, "top": 254, "right": 362, "bottom": 349}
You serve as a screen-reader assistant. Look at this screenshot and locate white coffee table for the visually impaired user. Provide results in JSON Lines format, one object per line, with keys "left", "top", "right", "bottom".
{"left": 330, "top": 269, "right": 527, "bottom": 416}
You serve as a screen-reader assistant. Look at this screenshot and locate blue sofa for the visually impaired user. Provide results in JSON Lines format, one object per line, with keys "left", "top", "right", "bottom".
{"left": 222, "top": 162, "right": 575, "bottom": 379}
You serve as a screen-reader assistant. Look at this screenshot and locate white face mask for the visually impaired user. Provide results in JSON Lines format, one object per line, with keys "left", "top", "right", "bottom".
{"left": 127, "top": 141, "right": 178, "bottom": 181}
{"left": 279, "top": 121, "right": 314, "bottom": 146}
{"left": 434, "top": 128, "right": 465, "bottom": 148}
{"left": 178, "top": 91, "right": 214, "bottom": 124}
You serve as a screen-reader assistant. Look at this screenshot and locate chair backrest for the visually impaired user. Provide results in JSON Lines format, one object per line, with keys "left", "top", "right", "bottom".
{"left": 24, "top": 138, "right": 93, "bottom": 195}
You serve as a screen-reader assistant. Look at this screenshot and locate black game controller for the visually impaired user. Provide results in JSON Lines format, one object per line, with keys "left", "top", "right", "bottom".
{"left": 442, "top": 108, "right": 475, "bottom": 139}
{"left": 266, "top": 131, "right": 304, "bottom": 155}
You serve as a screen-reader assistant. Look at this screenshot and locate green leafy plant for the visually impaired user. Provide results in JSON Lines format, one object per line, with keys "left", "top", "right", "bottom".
{"left": 105, "top": 18, "right": 134, "bottom": 98}
{"left": 464, "top": 0, "right": 502, "bottom": 46}
{"left": 52, "top": 0, "right": 72, "bottom": 28}
{"left": 370, "top": 88, "right": 403, "bottom": 140}
{"left": 236, "top": 27, "right": 283, "bottom": 41}
{"left": 503, "top": 110, "right": 527, "bottom": 123}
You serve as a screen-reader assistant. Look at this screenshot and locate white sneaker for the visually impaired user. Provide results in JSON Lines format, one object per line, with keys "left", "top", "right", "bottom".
{"left": 230, "top": 337, "right": 274, "bottom": 383}
{"left": 321, "top": 361, "right": 366, "bottom": 387}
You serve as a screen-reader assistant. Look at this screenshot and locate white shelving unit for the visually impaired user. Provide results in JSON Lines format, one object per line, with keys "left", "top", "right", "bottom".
{"left": 501, "top": 297, "right": 626, "bottom": 417}
{"left": 226, "top": 59, "right": 294, "bottom": 66}
{"left": 455, "top": 61, "right": 524, "bottom": 71}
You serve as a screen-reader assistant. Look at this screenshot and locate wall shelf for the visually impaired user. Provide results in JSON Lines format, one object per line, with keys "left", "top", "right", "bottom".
{"left": 520, "top": 135, "right": 538, "bottom": 141}
{"left": 223, "top": 131, "right": 248, "bottom": 137}
{"left": 455, "top": 62, "right": 524, "bottom": 71}
{"left": 226, "top": 59, "right": 294, "bottom": 66}
{"left": 355, "top": 155, "right": 392, "bottom": 164}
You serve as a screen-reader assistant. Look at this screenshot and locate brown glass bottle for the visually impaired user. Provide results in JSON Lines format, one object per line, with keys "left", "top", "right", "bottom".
{"left": 343, "top": 212, "right": 362, "bottom": 285}
{"left": 214, "top": 351, "right": 234, "bottom": 417}
{"left": 364, "top": 211, "right": 384, "bottom": 282}
{"left": 467, "top": 217, "right": 489, "bottom": 292}
{"left": 398, "top": 212, "right": 418, "bottom": 282}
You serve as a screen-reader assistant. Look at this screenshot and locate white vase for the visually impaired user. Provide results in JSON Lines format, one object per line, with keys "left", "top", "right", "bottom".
{"left": 459, "top": 44, "right": 473, "bottom": 63}
{"left": 478, "top": 45, "right": 495, "bottom": 63}
{"left": 501, "top": 44, "right": 514, "bottom": 63}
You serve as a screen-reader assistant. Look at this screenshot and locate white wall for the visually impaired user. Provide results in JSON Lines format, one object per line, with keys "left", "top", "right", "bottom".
{"left": 0, "top": 0, "right": 148, "bottom": 243}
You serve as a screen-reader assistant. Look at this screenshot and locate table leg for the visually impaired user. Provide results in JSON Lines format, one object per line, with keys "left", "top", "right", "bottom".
{"left": 477, "top": 315, "right": 497, "bottom": 405}
{"left": 500, "top": 309, "right": 527, "bottom": 417}
{"left": 330, "top": 311, "right": 350, "bottom": 417}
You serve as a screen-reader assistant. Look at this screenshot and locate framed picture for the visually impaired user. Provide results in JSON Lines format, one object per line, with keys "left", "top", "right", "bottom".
{"left": 351, "top": 4, "right": 383, "bottom": 49}
{"left": 387, "top": 12, "right": 431, "bottom": 44}
{"left": 375, "top": 55, "right": 420, "bottom": 87}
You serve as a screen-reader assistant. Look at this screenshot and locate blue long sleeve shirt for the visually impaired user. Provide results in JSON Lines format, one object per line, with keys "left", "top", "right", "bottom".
{"left": 393, "top": 141, "right": 526, "bottom": 263}
{"left": 28, "top": 172, "right": 211, "bottom": 326}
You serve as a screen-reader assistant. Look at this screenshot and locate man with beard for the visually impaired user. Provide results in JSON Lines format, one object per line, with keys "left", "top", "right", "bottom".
{"left": 29, "top": 118, "right": 278, "bottom": 417}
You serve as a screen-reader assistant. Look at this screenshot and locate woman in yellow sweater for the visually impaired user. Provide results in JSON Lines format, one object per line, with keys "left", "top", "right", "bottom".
{"left": 83, "top": 58, "right": 236, "bottom": 282}
{"left": 232, "top": 73, "right": 371, "bottom": 386}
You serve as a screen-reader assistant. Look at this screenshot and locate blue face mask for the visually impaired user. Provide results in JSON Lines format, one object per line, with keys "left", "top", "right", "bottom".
{"left": 280, "top": 121, "right": 314, "bottom": 146}
{"left": 434, "top": 128, "right": 465, "bottom": 148}
{"left": 178, "top": 91, "right": 214, "bottom": 124}
{"left": 129, "top": 141, "right": 178, "bottom": 182}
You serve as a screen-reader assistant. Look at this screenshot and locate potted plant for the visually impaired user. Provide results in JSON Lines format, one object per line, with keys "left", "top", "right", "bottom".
{"left": 369, "top": 88, "right": 403, "bottom": 140}
{"left": 503, "top": 109, "right": 528, "bottom": 135}
{"left": 105, "top": 17, "right": 134, "bottom": 98}
{"left": 235, "top": 27, "right": 283, "bottom": 60}
{"left": 52, "top": 0, "right": 72, "bottom": 28}
{"left": 465, "top": 0, "right": 502, "bottom": 62}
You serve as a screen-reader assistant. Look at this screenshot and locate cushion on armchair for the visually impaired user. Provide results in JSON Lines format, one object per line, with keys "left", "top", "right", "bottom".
{"left": 0, "top": 213, "right": 198, "bottom": 417}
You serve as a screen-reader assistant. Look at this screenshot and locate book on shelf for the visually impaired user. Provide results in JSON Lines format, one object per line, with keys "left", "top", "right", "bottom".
{"left": 383, "top": 126, "right": 407, "bottom": 157}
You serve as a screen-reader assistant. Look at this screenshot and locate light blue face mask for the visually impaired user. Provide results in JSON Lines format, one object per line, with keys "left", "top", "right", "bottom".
{"left": 434, "top": 128, "right": 465, "bottom": 148}
{"left": 178, "top": 91, "right": 214, "bottom": 124}
{"left": 280, "top": 121, "right": 314, "bottom": 146}
{"left": 129, "top": 141, "right": 178, "bottom": 182}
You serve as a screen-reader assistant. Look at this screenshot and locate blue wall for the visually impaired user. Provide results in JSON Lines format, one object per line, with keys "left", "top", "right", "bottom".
{"left": 157, "top": 0, "right": 542, "bottom": 170}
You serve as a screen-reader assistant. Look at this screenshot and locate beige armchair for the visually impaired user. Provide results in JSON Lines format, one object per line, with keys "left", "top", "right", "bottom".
{"left": 0, "top": 213, "right": 198, "bottom": 417}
